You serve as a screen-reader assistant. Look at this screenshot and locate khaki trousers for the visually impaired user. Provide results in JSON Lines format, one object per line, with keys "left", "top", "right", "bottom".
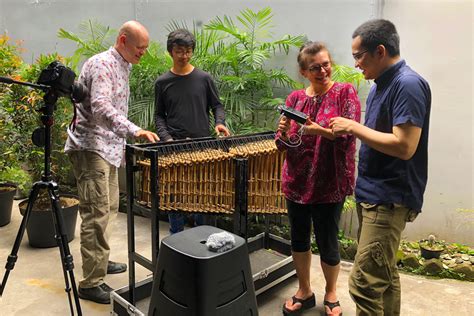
{"left": 69, "top": 151, "right": 119, "bottom": 288}
{"left": 349, "top": 203, "right": 418, "bottom": 316}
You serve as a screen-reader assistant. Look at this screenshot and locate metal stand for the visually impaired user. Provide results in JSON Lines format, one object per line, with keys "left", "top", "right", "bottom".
{"left": 0, "top": 90, "right": 82, "bottom": 315}
{"left": 111, "top": 134, "right": 296, "bottom": 315}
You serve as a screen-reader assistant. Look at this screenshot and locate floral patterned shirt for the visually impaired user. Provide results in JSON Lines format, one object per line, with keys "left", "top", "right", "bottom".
{"left": 65, "top": 47, "right": 140, "bottom": 167}
{"left": 276, "top": 82, "right": 361, "bottom": 204}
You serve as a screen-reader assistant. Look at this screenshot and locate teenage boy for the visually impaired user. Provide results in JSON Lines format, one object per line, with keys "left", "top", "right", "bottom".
{"left": 154, "top": 29, "right": 230, "bottom": 234}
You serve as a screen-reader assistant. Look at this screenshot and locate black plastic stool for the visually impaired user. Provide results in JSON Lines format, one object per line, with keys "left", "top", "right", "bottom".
{"left": 148, "top": 225, "right": 258, "bottom": 316}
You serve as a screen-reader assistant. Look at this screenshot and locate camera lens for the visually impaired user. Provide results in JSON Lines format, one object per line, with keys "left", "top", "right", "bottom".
{"left": 71, "top": 82, "right": 88, "bottom": 103}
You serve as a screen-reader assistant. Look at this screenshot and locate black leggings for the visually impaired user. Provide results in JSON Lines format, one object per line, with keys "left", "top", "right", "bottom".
{"left": 287, "top": 199, "right": 344, "bottom": 266}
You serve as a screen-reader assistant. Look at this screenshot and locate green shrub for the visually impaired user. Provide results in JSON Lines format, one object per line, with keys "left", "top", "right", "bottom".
{"left": 196, "top": 7, "right": 305, "bottom": 134}
{"left": 0, "top": 36, "right": 75, "bottom": 187}
{"left": 0, "top": 165, "right": 32, "bottom": 195}
{"left": 60, "top": 10, "right": 365, "bottom": 135}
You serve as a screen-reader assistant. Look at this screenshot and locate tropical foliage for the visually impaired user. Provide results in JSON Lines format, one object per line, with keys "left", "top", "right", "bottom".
{"left": 0, "top": 35, "right": 75, "bottom": 186}
{"left": 60, "top": 9, "right": 305, "bottom": 133}
{"left": 171, "top": 8, "right": 306, "bottom": 134}
{"left": 57, "top": 19, "right": 116, "bottom": 70}
{"left": 332, "top": 64, "right": 365, "bottom": 91}
{"left": 0, "top": 8, "right": 367, "bottom": 192}
{"left": 0, "top": 165, "right": 32, "bottom": 195}
{"left": 128, "top": 42, "right": 171, "bottom": 130}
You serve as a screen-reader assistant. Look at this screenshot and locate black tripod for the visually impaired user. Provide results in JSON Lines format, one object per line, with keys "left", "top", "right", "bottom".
{"left": 0, "top": 88, "right": 82, "bottom": 315}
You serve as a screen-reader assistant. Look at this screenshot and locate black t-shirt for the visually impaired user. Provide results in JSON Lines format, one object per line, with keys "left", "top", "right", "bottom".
{"left": 154, "top": 68, "right": 226, "bottom": 141}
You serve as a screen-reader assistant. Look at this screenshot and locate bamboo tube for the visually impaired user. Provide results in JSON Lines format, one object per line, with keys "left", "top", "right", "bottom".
{"left": 137, "top": 138, "right": 287, "bottom": 215}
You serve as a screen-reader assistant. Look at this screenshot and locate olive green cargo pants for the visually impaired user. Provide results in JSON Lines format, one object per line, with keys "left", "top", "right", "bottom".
{"left": 69, "top": 151, "right": 119, "bottom": 288}
{"left": 349, "top": 203, "right": 418, "bottom": 316}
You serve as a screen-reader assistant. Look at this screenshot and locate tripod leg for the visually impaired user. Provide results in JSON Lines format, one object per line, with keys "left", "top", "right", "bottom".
{"left": 0, "top": 183, "right": 41, "bottom": 295}
{"left": 48, "top": 186, "right": 82, "bottom": 316}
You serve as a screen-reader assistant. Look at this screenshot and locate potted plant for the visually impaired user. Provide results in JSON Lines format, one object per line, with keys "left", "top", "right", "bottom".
{"left": 0, "top": 165, "right": 33, "bottom": 199}
{"left": 419, "top": 234, "right": 445, "bottom": 259}
{"left": 0, "top": 182, "right": 17, "bottom": 227}
{"left": 18, "top": 191, "right": 79, "bottom": 248}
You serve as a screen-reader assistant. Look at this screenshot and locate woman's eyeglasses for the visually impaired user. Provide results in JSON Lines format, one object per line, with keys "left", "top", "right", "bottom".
{"left": 308, "top": 62, "right": 331, "bottom": 73}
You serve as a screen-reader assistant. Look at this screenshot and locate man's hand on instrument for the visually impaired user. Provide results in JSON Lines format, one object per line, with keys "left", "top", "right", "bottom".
{"left": 215, "top": 124, "right": 230, "bottom": 137}
{"left": 135, "top": 129, "right": 160, "bottom": 143}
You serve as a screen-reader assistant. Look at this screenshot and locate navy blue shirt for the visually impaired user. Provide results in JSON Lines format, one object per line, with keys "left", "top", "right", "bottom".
{"left": 356, "top": 60, "right": 431, "bottom": 211}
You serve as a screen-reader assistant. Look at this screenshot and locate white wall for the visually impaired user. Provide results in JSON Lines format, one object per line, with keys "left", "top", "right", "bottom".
{"left": 383, "top": 0, "right": 473, "bottom": 245}
{"left": 0, "top": 0, "right": 377, "bottom": 75}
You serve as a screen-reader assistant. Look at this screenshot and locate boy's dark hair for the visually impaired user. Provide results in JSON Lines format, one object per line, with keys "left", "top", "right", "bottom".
{"left": 167, "top": 29, "right": 196, "bottom": 53}
{"left": 352, "top": 19, "right": 400, "bottom": 57}
{"left": 297, "top": 41, "right": 333, "bottom": 70}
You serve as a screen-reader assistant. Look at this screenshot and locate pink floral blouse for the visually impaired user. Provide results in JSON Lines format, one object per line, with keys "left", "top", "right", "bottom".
{"left": 65, "top": 48, "right": 140, "bottom": 167}
{"left": 276, "top": 82, "right": 361, "bottom": 204}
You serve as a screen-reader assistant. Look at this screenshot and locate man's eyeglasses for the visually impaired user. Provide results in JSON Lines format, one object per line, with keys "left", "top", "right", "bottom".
{"left": 352, "top": 50, "right": 369, "bottom": 61}
{"left": 308, "top": 62, "right": 331, "bottom": 73}
{"left": 174, "top": 50, "right": 193, "bottom": 57}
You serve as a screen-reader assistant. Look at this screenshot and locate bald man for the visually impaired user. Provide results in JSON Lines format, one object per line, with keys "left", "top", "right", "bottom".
{"left": 65, "top": 20, "right": 159, "bottom": 304}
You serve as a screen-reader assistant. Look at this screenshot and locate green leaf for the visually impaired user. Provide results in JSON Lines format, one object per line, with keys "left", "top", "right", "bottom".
{"left": 332, "top": 64, "right": 367, "bottom": 91}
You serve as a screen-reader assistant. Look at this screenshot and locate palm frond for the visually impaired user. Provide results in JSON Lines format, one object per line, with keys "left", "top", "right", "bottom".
{"left": 58, "top": 20, "right": 115, "bottom": 67}
{"left": 270, "top": 34, "right": 306, "bottom": 54}
{"left": 194, "top": 28, "right": 225, "bottom": 56}
{"left": 57, "top": 29, "right": 84, "bottom": 45}
{"left": 238, "top": 49, "right": 268, "bottom": 69}
{"left": 166, "top": 20, "right": 189, "bottom": 33}
{"left": 237, "top": 8, "right": 272, "bottom": 39}
{"left": 332, "top": 64, "right": 366, "bottom": 90}
{"left": 266, "top": 69, "right": 301, "bottom": 89}
{"left": 205, "top": 16, "right": 246, "bottom": 43}
{"left": 128, "top": 98, "right": 155, "bottom": 130}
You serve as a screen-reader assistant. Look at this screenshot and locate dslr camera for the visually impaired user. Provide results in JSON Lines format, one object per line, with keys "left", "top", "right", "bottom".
{"left": 37, "top": 61, "right": 87, "bottom": 102}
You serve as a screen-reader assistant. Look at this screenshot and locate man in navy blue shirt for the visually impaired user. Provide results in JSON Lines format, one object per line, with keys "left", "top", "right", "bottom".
{"left": 330, "top": 19, "right": 431, "bottom": 315}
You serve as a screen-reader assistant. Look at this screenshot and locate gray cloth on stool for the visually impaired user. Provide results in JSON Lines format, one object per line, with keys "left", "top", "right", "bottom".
{"left": 206, "top": 231, "right": 236, "bottom": 253}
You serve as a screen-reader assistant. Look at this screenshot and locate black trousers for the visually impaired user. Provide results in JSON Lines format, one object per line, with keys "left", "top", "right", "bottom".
{"left": 287, "top": 199, "right": 344, "bottom": 266}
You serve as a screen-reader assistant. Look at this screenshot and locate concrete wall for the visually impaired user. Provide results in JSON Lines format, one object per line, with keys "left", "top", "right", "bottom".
{"left": 0, "top": 0, "right": 377, "bottom": 74}
{"left": 1, "top": 0, "right": 472, "bottom": 245}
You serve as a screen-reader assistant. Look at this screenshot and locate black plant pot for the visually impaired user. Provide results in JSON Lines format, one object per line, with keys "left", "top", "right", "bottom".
{"left": 0, "top": 183, "right": 17, "bottom": 227}
{"left": 19, "top": 194, "right": 79, "bottom": 248}
{"left": 420, "top": 246, "right": 443, "bottom": 260}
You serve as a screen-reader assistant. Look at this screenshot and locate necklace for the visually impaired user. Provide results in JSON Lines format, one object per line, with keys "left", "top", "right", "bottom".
{"left": 308, "top": 81, "right": 334, "bottom": 104}
{"left": 313, "top": 94, "right": 325, "bottom": 104}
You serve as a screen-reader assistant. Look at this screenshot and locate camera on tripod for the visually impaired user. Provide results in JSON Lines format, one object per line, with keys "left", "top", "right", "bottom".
{"left": 0, "top": 60, "right": 87, "bottom": 315}
{"left": 17, "top": 61, "right": 87, "bottom": 148}
{"left": 37, "top": 61, "right": 87, "bottom": 103}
